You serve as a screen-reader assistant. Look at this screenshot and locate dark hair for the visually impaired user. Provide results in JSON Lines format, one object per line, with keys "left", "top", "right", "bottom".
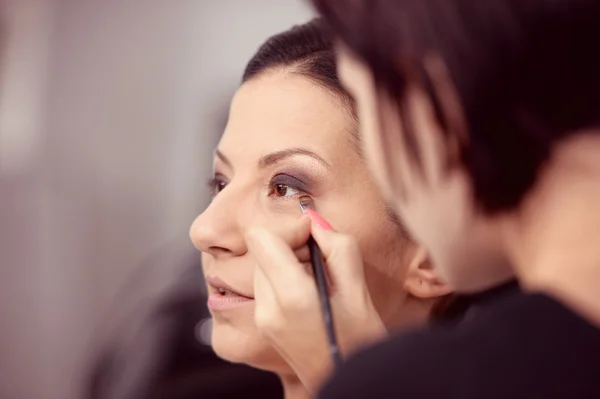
{"left": 311, "top": 0, "right": 600, "bottom": 214}
{"left": 242, "top": 18, "right": 356, "bottom": 124}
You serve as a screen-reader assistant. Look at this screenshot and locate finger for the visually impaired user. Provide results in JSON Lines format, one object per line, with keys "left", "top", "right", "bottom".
{"left": 247, "top": 216, "right": 311, "bottom": 263}
{"left": 253, "top": 265, "right": 281, "bottom": 333}
{"left": 308, "top": 215, "right": 366, "bottom": 290}
{"left": 254, "top": 264, "right": 276, "bottom": 304}
{"left": 246, "top": 227, "right": 313, "bottom": 298}
{"left": 263, "top": 215, "right": 312, "bottom": 250}
{"left": 293, "top": 244, "right": 310, "bottom": 264}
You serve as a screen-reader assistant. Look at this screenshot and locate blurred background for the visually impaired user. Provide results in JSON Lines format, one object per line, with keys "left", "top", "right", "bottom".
{"left": 0, "top": 1, "right": 313, "bottom": 398}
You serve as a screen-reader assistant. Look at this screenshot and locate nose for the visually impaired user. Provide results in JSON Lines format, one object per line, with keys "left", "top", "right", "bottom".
{"left": 190, "top": 189, "right": 247, "bottom": 259}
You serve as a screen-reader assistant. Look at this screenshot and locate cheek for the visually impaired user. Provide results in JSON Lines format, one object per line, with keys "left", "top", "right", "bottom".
{"left": 342, "top": 211, "right": 409, "bottom": 311}
{"left": 245, "top": 191, "right": 304, "bottom": 229}
{"left": 359, "top": 227, "right": 407, "bottom": 283}
{"left": 361, "top": 233, "right": 410, "bottom": 324}
{"left": 210, "top": 311, "right": 291, "bottom": 372}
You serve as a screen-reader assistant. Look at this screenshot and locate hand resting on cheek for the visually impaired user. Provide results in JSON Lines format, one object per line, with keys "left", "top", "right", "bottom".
{"left": 246, "top": 212, "right": 387, "bottom": 393}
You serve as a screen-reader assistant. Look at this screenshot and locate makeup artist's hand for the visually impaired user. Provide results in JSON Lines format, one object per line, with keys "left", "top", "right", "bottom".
{"left": 246, "top": 212, "right": 387, "bottom": 393}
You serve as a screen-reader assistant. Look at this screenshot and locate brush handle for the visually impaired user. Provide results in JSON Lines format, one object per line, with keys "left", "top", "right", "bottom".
{"left": 307, "top": 236, "right": 343, "bottom": 368}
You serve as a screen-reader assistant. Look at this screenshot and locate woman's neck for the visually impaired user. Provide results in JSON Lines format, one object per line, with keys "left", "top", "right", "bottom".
{"left": 505, "top": 133, "right": 600, "bottom": 327}
{"left": 279, "top": 373, "right": 312, "bottom": 399}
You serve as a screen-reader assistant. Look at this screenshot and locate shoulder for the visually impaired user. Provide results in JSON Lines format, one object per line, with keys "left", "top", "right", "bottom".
{"left": 319, "top": 326, "right": 465, "bottom": 398}
{"left": 319, "top": 293, "right": 600, "bottom": 399}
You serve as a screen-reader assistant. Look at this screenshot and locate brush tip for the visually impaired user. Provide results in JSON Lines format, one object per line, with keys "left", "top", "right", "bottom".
{"left": 299, "top": 195, "right": 312, "bottom": 203}
{"left": 299, "top": 196, "right": 313, "bottom": 213}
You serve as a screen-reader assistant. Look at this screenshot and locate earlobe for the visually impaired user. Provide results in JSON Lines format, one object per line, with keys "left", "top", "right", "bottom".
{"left": 403, "top": 246, "right": 454, "bottom": 299}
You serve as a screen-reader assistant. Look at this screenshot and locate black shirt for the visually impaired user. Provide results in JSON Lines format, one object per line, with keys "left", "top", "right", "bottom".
{"left": 319, "top": 290, "right": 600, "bottom": 398}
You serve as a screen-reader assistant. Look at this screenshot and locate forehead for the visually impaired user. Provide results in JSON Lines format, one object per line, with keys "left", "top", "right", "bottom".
{"left": 219, "top": 72, "right": 353, "bottom": 158}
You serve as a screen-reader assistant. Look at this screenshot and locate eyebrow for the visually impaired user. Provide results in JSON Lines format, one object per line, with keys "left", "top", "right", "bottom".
{"left": 215, "top": 149, "right": 233, "bottom": 169}
{"left": 215, "top": 147, "right": 331, "bottom": 171}
{"left": 259, "top": 148, "right": 331, "bottom": 169}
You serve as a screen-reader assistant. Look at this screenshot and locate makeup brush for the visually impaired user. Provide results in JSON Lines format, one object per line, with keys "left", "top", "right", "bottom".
{"left": 299, "top": 195, "right": 343, "bottom": 368}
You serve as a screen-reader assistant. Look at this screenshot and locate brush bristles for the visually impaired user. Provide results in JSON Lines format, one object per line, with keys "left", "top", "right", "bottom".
{"left": 299, "top": 196, "right": 313, "bottom": 213}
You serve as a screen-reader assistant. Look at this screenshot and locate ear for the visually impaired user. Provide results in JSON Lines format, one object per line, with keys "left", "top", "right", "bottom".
{"left": 403, "top": 246, "right": 453, "bottom": 299}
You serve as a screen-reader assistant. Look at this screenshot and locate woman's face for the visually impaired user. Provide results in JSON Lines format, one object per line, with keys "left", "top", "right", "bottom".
{"left": 336, "top": 50, "right": 512, "bottom": 292}
{"left": 190, "top": 71, "right": 434, "bottom": 373}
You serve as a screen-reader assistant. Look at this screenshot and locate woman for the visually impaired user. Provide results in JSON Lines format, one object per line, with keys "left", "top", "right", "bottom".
{"left": 189, "top": 19, "right": 458, "bottom": 398}
{"left": 247, "top": 0, "right": 600, "bottom": 397}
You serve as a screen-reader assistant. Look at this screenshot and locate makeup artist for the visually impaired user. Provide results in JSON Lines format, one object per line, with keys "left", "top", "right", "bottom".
{"left": 245, "top": 0, "right": 600, "bottom": 397}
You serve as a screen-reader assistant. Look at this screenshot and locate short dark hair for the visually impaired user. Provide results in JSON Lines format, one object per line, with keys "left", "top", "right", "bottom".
{"left": 242, "top": 18, "right": 475, "bottom": 319}
{"left": 311, "top": 0, "right": 600, "bottom": 213}
{"left": 242, "top": 18, "right": 356, "bottom": 123}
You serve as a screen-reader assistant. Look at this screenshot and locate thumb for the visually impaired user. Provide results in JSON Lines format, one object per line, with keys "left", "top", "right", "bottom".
{"left": 305, "top": 210, "right": 365, "bottom": 291}
{"left": 274, "top": 214, "right": 313, "bottom": 250}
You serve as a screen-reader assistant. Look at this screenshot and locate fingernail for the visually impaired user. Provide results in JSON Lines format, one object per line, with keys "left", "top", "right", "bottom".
{"left": 306, "top": 209, "right": 333, "bottom": 230}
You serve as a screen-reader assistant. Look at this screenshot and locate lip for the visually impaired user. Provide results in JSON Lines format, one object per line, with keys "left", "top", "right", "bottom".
{"left": 206, "top": 276, "right": 254, "bottom": 298}
{"left": 205, "top": 276, "right": 255, "bottom": 311}
{"left": 207, "top": 293, "right": 254, "bottom": 310}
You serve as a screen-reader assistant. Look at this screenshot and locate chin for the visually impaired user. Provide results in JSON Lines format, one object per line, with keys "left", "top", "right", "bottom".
{"left": 210, "top": 319, "right": 292, "bottom": 374}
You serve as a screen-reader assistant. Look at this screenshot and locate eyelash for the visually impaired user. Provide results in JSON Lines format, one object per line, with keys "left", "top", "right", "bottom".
{"left": 207, "top": 175, "right": 228, "bottom": 198}
{"left": 207, "top": 173, "right": 308, "bottom": 200}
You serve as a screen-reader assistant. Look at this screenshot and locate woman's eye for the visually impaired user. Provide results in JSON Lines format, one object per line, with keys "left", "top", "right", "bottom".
{"left": 270, "top": 183, "right": 300, "bottom": 198}
{"left": 208, "top": 176, "right": 228, "bottom": 197}
{"left": 266, "top": 174, "right": 308, "bottom": 200}
{"left": 215, "top": 181, "right": 227, "bottom": 193}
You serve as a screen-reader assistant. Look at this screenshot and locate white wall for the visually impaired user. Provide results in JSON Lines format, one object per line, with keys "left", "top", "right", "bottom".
{"left": 0, "top": 1, "right": 313, "bottom": 398}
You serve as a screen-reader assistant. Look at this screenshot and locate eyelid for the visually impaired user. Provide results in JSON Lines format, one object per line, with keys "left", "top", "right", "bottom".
{"left": 212, "top": 173, "right": 228, "bottom": 186}
{"left": 208, "top": 171, "right": 314, "bottom": 201}
{"left": 269, "top": 173, "right": 311, "bottom": 195}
